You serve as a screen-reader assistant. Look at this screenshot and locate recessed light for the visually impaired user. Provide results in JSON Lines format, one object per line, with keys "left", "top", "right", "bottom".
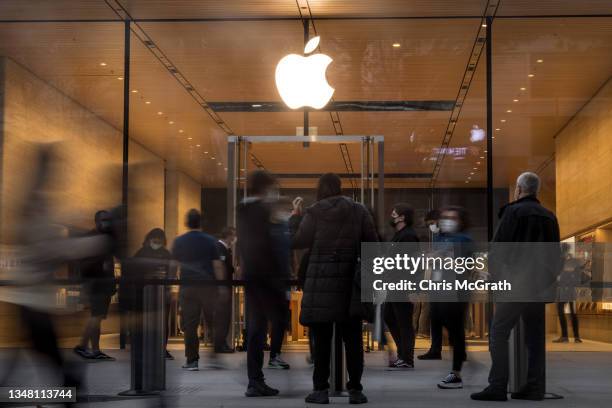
{"left": 217, "top": 163, "right": 222, "bottom": 166}
{"left": 513, "top": 99, "right": 519, "bottom": 102}
{"left": 251, "top": 104, "right": 262, "bottom": 108}
{"left": 495, "top": 128, "right": 501, "bottom": 131}
{"left": 501, "top": 119, "right": 506, "bottom": 123}
{"left": 211, "top": 157, "right": 215, "bottom": 160}
{"left": 100, "top": 62, "right": 107, "bottom": 66}
{"left": 157, "top": 111, "right": 163, "bottom": 115}
{"left": 145, "top": 101, "right": 151, "bottom": 104}
{"left": 392, "top": 43, "right": 401, "bottom": 48}
{"left": 480, "top": 156, "right": 485, "bottom": 159}
{"left": 506, "top": 109, "right": 512, "bottom": 113}
{"left": 520, "top": 87, "right": 526, "bottom": 91}
{"left": 470, "top": 172, "right": 475, "bottom": 175}
{"left": 117, "top": 76, "right": 123, "bottom": 80}
{"left": 528, "top": 73, "right": 535, "bottom": 78}
{"left": 484, "top": 150, "right": 488, "bottom": 153}
{"left": 204, "top": 151, "right": 208, "bottom": 154}
{"left": 179, "top": 129, "right": 184, "bottom": 133}
{"left": 465, "top": 181, "right": 469, "bottom": 184}
{"left": 473, "top": 167, "right": 477, "bottom": 170}
{"left": 481, "top": 24, "right": 487, "bottom": 27}
{"left": 168, "top": 121, "right": 174, "bottom": 125}
{"left": 131, "top": 89, "right": 138, "bottom": 93}
{"left": 187, "top": 137, "right": 192, "bottom": 140}
{"left": 224, "top": 167, "right": 228, "bottom": 171}
{"left": 196, "top": 144, "right": 200, "bottom": 147}
{"left": 537, "top": 59, "right": 543, "bottom": 63}
{"left": 476, "top": 161, "right": 481, "bottom": 164}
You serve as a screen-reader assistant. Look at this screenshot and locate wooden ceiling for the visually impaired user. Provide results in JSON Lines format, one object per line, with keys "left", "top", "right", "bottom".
{"left": 0, "top": 1, "right": 610, "bottom": 189}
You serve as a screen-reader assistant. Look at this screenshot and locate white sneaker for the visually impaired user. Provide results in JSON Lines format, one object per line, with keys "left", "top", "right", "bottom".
{"left": 437, "top": 372, "right": 463, "bottom": 389}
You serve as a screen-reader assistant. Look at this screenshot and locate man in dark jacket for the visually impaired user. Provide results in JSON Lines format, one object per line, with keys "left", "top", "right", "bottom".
{"left": 472, "top": 172, "right": 561, "bottom": 402}
{"left": 384, "top": 203, "right": 419, "bottom": 369}
{"left": 290, "top": 173, "right": 378, "bottom": 405}
{"left": 236, "top": 170, "right": 287, "bottom": 397}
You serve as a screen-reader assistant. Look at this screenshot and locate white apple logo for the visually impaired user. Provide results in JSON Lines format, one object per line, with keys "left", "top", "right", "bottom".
{"left": 275, "top": 36, "right": 334, "bottom": 110}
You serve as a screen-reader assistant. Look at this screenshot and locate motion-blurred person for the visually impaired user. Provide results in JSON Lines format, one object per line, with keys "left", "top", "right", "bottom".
{"left": 553, "top": 243, "right": 582, "bottom": 343}
{"left": 414, "top": 209, "right": 440, "bottom": 340}
{"left": 236, "top": 170, "right": 287, "bottom": 397}
{"left": 216, "top": 227, "right": 236, "bottom": 353}
{"left": 74, "top": 210, "right": 118, "bottom": 361}
{"left": 133, "top": 228, "right": 176, "bottom": 359}
{"left": 173, "top": 209, "right": 226, "bottom": 371}
{"left": 384, "top": 203, "right": 418, "bottom": 369}
{"left": 472, "top": 172, "right": 560, "bottom": 401}
{"left": 429, "top": 206, "right": 472, "bottom": 389}
{"left": 290, "top": 173, "right": 378, "bottom": 405}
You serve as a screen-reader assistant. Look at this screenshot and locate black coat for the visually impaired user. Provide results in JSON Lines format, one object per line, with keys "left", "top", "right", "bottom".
{"left": 290, "top": 196, "right": 379, "bottom": 325}
{"left": 491, "top": 195, "right": 561, "bottom": 301}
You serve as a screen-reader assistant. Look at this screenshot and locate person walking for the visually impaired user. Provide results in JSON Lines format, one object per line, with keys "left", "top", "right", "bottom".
{"left": 290, "top": 173, "right": 378, "bottom": 405}
{"left": 553, "top": 243, "right": 583, "bottom": 344}
{"left": 216, "top": 227, "right": 237, "bottom": 353}
{"left": 384, "top": 203, "right": 419, "bottom": 369}
{"left": 471, "top": 172, "right": 561, "bottom": 401}
{"left": 173, "top": 209, "right": 226, "bottom": 371}
{"left": 236, "top": 170, "right": 289, "bottom": 397}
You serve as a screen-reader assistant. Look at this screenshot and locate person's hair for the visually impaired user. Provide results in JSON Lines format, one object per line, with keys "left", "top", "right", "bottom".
{"left": 144, "top": 228, "right": 167, "bottom": 246}
{"left": 317, "top": 173, "right": 342, "bottom": 201}
{"left": 425, "top": 209, "right": 440, "bottom": 222}
{"left": 94, "top": 210, "right": 109, "bottom": 222}
{"left": 248, "top": 170, "right": 276, "bottom": 196}
{"left": 220, "top": 227, "right": 236, "bottom": 239}
{"left": 516, "top": 171, "right": 540, "bottom": 196}
{"left": 185, "top": 209, "right": 201, "bottom": 229}
{"left": 392, "top": 203, "right": 414, "bottom": 227}
{"left": 441, "top": 205, "right": 470, "bottom": 232}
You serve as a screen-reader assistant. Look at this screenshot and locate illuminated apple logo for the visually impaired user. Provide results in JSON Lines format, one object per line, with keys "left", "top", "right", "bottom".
{"left": 275, "top": 36, "right": 334, "bottom": 110}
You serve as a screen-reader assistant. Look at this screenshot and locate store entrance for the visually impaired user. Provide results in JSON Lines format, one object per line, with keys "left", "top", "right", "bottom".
{"left": 225, "top": 135, "right": 384, "bottom": 349}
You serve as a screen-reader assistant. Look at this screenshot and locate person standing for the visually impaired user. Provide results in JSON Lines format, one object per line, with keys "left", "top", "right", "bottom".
{"left": 384, "top": 203, "right": 419, "bottom": 369}
{"left": 236, "top": 170, "right": 288, "bottom": 397}
{"left": 471, "top": 172, "right": 561, "bottom": 401}
{"left": 216, "top": 227, "right": 237, "bottom": 353}
{"left": 173, "top": 209, "right": 226, "bottom": 371}
{"left": 553, "top": 243, "right": 582, "bottom": 343}
{"left": 290, "top": 173, "right": 378, "bottom": 405}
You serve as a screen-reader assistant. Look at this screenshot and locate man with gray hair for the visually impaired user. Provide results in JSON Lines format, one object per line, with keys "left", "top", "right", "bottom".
{"left": 472, "top": 171, "right": 560, "bottom": 402}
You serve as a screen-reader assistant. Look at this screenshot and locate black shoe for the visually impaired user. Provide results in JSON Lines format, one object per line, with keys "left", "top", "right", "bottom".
{"left": 215, "top": 345, "right": 235, "bottom": 354}
{"left": 349, "top": 389, "right": 368, "bottom": 404}
{"left": 417, "top": 351, "right": 441, "bottom": 360}
{"left": 73, "top": 346, "right": 93, "bottom": 359}
{"left": 470, "top": 386, "right": 507, "bottom": 401}
{"left": 245, "top": 381, "right": 279, "bottom": 397}
{"left": 305, "top": 390, "right": 329, "bottom": 404}
{"left": 574, "top": 338, "right": 583, "bottom": 343}
{"left": 511, "top": 385, "right": 544, "bottom": 401}
{"left": 165, "top": 350, "right": 174, "bottom": 360}
{"left": 552, "top": 337, "right": 569, "bottom": 343}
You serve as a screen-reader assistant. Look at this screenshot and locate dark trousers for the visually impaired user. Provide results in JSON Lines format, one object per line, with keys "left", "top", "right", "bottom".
{"left": 383, "top": 302, "right": 415, "bottom": 363}
{"left": 557, "top": 302, "right": 579, "bottom": 339}
{"left": 180, "top": 286, "right": 222, "bottom": 363}
{"left": 430, "top": 302, "right": 467, "bottom": 372}
{"left": 215, "top": 289, "right": 233, "bottom": 349}
{"left": 270, "top": 300, "right": 289, "bottom": 359}
{"left": 488, "top": 302, "right": 545, "bottom": 393}
{"left": 245, "top": 283, "right": 287, "bottom": 384}
{"left": 310, "top": 320, "right": 364, "bottom": 391}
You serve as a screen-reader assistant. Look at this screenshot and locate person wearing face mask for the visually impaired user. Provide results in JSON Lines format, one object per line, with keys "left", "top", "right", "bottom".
{"left": 425, "top": 209, "right": 441, "bottom": 236}
{"left": 132, "top": 228, "right": 176, "bottom": 359}
{"left": 427, "top": 206, "right": 472, "bottom": 390}
{"left": 383, "top": 203, "right": 419, "bottom": 369}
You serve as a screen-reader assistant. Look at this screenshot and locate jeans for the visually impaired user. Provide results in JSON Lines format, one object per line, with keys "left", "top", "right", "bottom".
{"left": 430, "top": 302, "right": 467, "bottom": 372}
{"left": 488, "top": 302, "right": 545, "bottom": 393}
{"left": 557, "top": 302, "right": 579, "bottom": 339}
{"left": 383, "top": 302, "right": 415, "bottom": 363}
{"left": 310, "top": 320, "right": 364, "bottom": 391}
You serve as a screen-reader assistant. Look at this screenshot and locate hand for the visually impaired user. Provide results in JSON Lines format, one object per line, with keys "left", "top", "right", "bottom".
{"left": 292, "top": 197, "right": 304, "bottom": 215}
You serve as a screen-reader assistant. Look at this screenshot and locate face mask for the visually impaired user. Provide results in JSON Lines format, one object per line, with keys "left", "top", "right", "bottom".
{"left": 150, "top": 242, "right": 163, "bottom": 250}
{"left": 429, "top": 224, "right": 440, "bottom": 234}
{"left": 439, "top": 219, "right": 459, "bottom": 234}
{"left": 389, "top": 216, "right": 402, "bottom": 228}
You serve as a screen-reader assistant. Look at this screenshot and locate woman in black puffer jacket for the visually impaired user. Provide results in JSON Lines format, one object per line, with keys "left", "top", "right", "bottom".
{"left": 290, "top": 173, "right": 378, "bottom": 405}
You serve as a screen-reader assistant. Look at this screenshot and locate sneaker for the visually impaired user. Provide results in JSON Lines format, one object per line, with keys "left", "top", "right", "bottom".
{"left": 552, "top": 337, "right": 569, "bottom": 343}
{"left": 268, "top": 355, "right": 290, "bottom": 369}
{"left": 90, "top": 351, "right": 115, "bottom": 361}
{"left": 245, "top": 381, "right": 279, "bottom": 397}
{"left": 73, "top": 346, "right": 93, "bottom": 359}
{"left": 470, "top": 386, "right": 508, "bottom": 401}
{"left": 417, "top": 351, "right": 442, "bottom": 360}
{"left": 437, "top": 372, "right": 463, "bottom": 389}
{"left": 387, "top": 359, "right": 414, "bottom": 370}
{"left": 182, "top": 360, "right": 199, "bottom": 371}
{"left": 305, "top": 389, "right": 329, "bottom": 404}
{"left": 165, "top": 350, "right": 174, "bottom": 360}
{"left": 306, "top": 355, "right": 314, "bottom": 365}
{"left": 574, "top": 338, "right": 583, "bottom": 343}
{"left": 348, "top": 389, "right": 368, "bottom": 404}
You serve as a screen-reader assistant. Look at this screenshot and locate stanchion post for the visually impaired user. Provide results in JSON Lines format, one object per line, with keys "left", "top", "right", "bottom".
{"left": 330, "top": 323, "right": 347, "bottom": 397}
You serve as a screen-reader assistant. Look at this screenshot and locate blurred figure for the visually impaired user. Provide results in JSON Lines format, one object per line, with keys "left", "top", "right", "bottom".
{"left": 414, "top": 210, "right": 439, "bottom": 339}
{"left": 237, "top": 170, "right": 287, "bottom": 397}
{"left": 425, "top": 209, "right": 441, "bottom": 236}
{"left": 472, "top": 172, "right": 560, "bottom": 402}
{"left": 74, "top": 210, "right": 118, "bottom": 361}
{"left": 384, "top": 203, "right": 418, "bottom": 369}
{"left": 216, "top": 227, "right": 237, "bottom": 353}
{"left": 133, "top": 228, "right": 176, "bottom": 359}
{"left": 173, "top": 209, "right": 226, "bottom": 371}
{"left": 290, "top": 173, "right": 378, "bottom": 405}
{"left": 429, "top": 206, "right": 472, "bottom": 390}
{"left": 553, "top": 243, "right": 582, "bottom": 343}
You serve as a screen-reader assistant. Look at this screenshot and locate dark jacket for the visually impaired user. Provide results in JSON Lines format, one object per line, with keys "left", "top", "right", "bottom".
{"left": 236, "top": 198, "right": 280, "bottom": 282}
{"left": 290, "top": 195, "right": 379, "bottom": 325}
{"left": 391, "top": 226, "right": 419, "bottom": 243}
{"left": 216, "top": 241, "right": 234, "bottom": 281}
{"left": 491, "top": 195, "right": 561, "bottom": 301}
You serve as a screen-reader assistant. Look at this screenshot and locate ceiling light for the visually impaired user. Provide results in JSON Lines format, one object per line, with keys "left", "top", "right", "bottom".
{"left": 224, "top": 168, "right": 228, "bottom": 171}
{"left": 211, "top": 156, "right": 215, "bottom": 160}
{"left": 465, "top": 181, "right": 469, "bottom": 184}
{"left": 470, "top": 172, "right": 474, "bottom": 175}
{"left": 476, "top": 161, "right": 481, "bottom": 164}
{"left": 513, "top": 99, "right": 519, "bottom": 102}
{"left": 196, "top": 144, "right": 200, "bottom": 147}
{"left": 131, "top": 89, "right": 138, "bottom": 93}
{"left": 218, "top": 163, "right": 222, "bottom": 166}
{"left": 495, "top": 128, "right": 501, "bottom": 131}
{"left": 117, "top": 76, "right": 123, "bottom": 80}
{"left": 187, "top": 137, "right": 192, "bottom": 140}
{"left": 204, "top": 151, "right": 208, "bottom": 154}
{"left": 528, "top": 73, "right": 535, "bottom": 78}
{"left": 145, "top": 101, "right": 151, "bottom": 104}
{"left": 520, "top": 87, "right": 526, "bottom": 91}
{"left": 501, "top": 119, "right": 506, "bottom": 123}
{"left": 251, "top": 104, "right": 262, "bottom": 108}
{"left": 179, "top": 129, "right": 184, "bottom": 133}
{"left": 473, "top": 167, "right": 477, "bottom": 170}
{"left": 537, "top": 59, "right": 543, "bottom": 63}
{"left": 506, "top": 109, "right": 512, "bottom": 113}
{"left": 392, "top": 43, "right": 401, "bottom": 48}
{"left": 157, "top": 112, "right": 163, "bottom": 115}
{"left": 480, "top": 156, "right": 485, "bottom": 159}
{"left": 168, "top": 121, "right": 174, "bottom": 125}
{"left": 100, "top": 62, "right": 107, "bottom": 66}
{"left": 481, "top": 24, "right": 487, "bottom": 27}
